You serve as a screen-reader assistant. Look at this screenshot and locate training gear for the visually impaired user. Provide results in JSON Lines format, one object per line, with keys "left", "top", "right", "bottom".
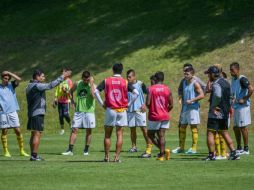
{"left": 148, "top": 84, "right": 171, "bottom": 121}
{"left": 72, "top": 112, "right": 95, "bottom": 129}
{"left": 62, "top": 151, "right": 73, "bottom": 156}
{"left": 104, "top": 76, "right": 128, "bottom": 109}
{"left": 233, "top": 106, "right": 251, "bottom": 127}
{"left": 129, "top": 147, "right": 138, "bottom": 153}
{"left": 185, "top": 148, "right": 197, "bottom": 154}
{"left": 147, "top": 120, "right": 170, "bottom": 130}
{"left": 127, "top": 111, "right": 146, "bottom": 127}
{"left": 172, "top": 147, "right": 184, "bottom": 154}
{"left": 104, "top": 108, "right": 127, "bottom": 127}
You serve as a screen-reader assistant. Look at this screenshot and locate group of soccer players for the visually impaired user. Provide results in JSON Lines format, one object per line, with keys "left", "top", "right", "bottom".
{"left": 0, "top": 62, "right": 252, "bottom": 161}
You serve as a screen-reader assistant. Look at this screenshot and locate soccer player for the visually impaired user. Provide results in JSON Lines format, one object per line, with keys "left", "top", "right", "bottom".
{"left": 205, "top": 66, "right": 239, "bottom": 161}
{"left": 62, "top": 71, "right": 96, "bottom": 156}
{"left": 146, "top": 71, "right": 173, "bottom": 161}
{"left": 26, "top": 69, "right": 71, "bottom": 161}
{"left": 230, "top": 62, "right": 253, "bottom": 155}
{"left": 53, "top": 68, "right": 73, "bottom": 135}
{"left": 0, "top": 71, "right": 29, "bottom": 157}
{"left": 172, "top": 66, "right": 204, "bottom": 154}
{"left": 94, "top": 63, "right": 139, "bottom": 162}
{"left": 126, "top": 69, "right": 153, "bottom": 158}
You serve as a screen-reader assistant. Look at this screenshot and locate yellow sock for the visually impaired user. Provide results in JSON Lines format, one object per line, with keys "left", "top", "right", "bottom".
{"left": 179, "top": 127, "right": 186, "bottom": 150}
{"left": 16, "top": 134, "right": 24, "bottom": 151}
{"left": 191, "top": 127, "right": 198, "bottom": 151}
{"left": 219, "top": 134, "right": 226, "bottom": 157}
{"left": 145, "top": 144, "right": 152, "bottom": 154}
{"left": 1, "top": 134, "right": 8, "bottom": 152}
{"left": 215, "top": 133, "right": 221, "bottom": 156}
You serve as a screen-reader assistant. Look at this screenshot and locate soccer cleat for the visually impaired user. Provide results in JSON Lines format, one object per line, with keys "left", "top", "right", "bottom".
{"left": 129, "top": 147, "right": 138, "bottom": 153}
{"left": 172, "top": 147, "right": 184, "bottom": 154}
{"left": 156, "top": 156, "right": 164, "bottom": 161}
{"left": 20, "top": 150, "right": 29, "bottom": 157}
{"left": 103, "top": 158, "right": 110, "bottom": 162}
{"left": 228, "top": 152, "right": 240, "bottom": 160}
{"left": 242, "top": 150, "right": 250, "bottom": 155}
{"left": 215, "top": 155, "right": 227, "bottom": 160}
{"left": 140, "top": 152, "right": 151, "bottom": 158}
{"left": 3, "top": 150, "right": 11, "bottom": 157}
{"left": 236, "top": 149, "right": 244, "bottom": 155}
{"left": 185, "top": 148, "right": 197, "bottom": 154}
{"left": 204, "top": 155, "right": 216, "bottom": 161}
{"left": 30, "top": 156, "right": 44, "bottom": 161}
{"left": 59, "top": 130, "right": 65, "bottom": 135}
{"left": 62, "top": 150, "right": 73, "bottom": 156}
{"left": 83, "top": 151, "right": 89, "bottom": 156}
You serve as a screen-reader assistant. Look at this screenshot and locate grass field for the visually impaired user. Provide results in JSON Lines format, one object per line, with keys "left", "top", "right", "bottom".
{"left": 0, "top": 130, "right": 254, "bottom": 190}
{"left": 1, "top": 0, "right": 254, "bottom": 190}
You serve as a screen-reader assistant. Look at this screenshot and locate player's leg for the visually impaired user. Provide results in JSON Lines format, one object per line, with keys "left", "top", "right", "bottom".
{"left": 84, "top": 128, "right": 92, "bottom": 155}
{"left": 1, "top": 128, "right": 11, "bottom": 157}
{"left": 219, "top": 131, "right": 239, "bottom": 160}
{"left": 206, "top": 129, "right": 216, "bottom": 160}
{"left": 63, "top": 103, "right": 71, "bottom": 126}
{"left": 214, "top": 132, "right": 221, "bottom": 157}
{"left": 188, "top": 124, "right": 198, "bottom": 154}
{"left": 130, "top": 127, "right": 137, "bottom": 152}
{"left": 62, "top": 128, "right": 78, "bottom": 155}
{"left": 140, "top": 127, "right": 153, "bottom": 156}
{"left": 114, "top": 127, "right": 123, "bottom": 162}
{"left": 233, "top": 127, "right": 242, "bottom": 152}
{"left": 173, "top": 111, "right": 187, "bottom": 153}
{"left": 240, "top": 127, "right": 249, "bottom": 154}
{"left": 104, "top": 126, "right": 113, "bottom": 161}
{"left": 148, "top": 130, "right": 159, "bottom": 148}
{"left": 13, "top": 127, "right": 29, "bottom": 156}
{"left": 156, "top": 128, "right": 166, "bottom": 159}
{"left": 58, "top": 103, "right": 65, "bottom": 135}
{"left": 30, "top": 130, "right": 43, "bottom": 161}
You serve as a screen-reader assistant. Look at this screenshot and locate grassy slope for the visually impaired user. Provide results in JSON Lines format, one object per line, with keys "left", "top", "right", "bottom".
{"left": 0, "top": 1, "right": 254, "bottom": 189}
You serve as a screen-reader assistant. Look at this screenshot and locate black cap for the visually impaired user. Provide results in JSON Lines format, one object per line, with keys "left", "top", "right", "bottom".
{"left": 204, "top": 66, "right": 220, "bottom": 75}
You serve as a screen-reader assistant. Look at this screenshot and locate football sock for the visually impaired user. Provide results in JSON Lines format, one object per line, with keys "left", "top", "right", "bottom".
{"left": 244, "top": 146, "right": 249, "bottom": 151}
{"left": 84, "top": 145, "right": 89, "bottom": 152}
{"left": 145, "top": 144, "right": 152, "bottom": 154}
{"left": 179, "top": 127, "right": 186, "bottom": 150}
{"left": 219, "top": 134, "right": 226, "bottom": 157}
{"left": 1, "top": 134, "right": 8, "bottom": 152}
{"left": 68, "top": 144, "right": 74, "bottom": 152}
{"left": 191, "top": 127, "right": 198, "bottom": 151}
{"left": 215, "top": 133, "right": 220, "bottom": 156}
{"left": 16, "top": 134, "right": 24, "bottom": 151}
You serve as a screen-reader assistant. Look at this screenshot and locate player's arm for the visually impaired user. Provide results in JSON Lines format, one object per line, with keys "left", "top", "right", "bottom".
{"left": 3, "top": 71, "right": 22, "bottom": 87}
{"left": 128, "top": 83, "right": 139, "bottom": 107}
{"left": 146, "top": 89, "right": 151, "bottom": 107}
{"left": 70, "top": 82, "right": 77, "bottom": 108}
{"left": 168, "top": 91, "right": 173, "bottom": 112}
{"left": 89, "top": 76, "right": 97, "bottom": 98}
{"left": 36, "top": 70, "right": 71, "bottom": 91}
{"left": 186, "top": 82, "right": 204, "bottom": 104}
{"left": 178, "top": 79, "right": 184, "bottom": 104}
{"left": 94, "top": 80, "right": 106, "bottom": 108}
{"left": 239, "top": 77, "right": 254, "bottom": 104}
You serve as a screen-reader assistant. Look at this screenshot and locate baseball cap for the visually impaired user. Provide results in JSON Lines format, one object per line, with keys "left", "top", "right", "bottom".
{"left": 204, "top": 66, "right": 220, "bottom": 74}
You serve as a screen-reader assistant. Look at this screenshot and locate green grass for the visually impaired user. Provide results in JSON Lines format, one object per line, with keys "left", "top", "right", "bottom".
{"left": 0, "top": 131, "right": 254, "bottom": 190}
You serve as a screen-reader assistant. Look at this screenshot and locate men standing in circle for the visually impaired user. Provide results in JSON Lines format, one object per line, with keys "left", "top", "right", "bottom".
{"left": 0, "top": 71, "right": 29, "bottom": 157}
{"left": 172, "top": 67, "right": 204, "bottom": 154}
{"left": 205, "top": 66, "right": 239, "bottom": 161}
{"left": 53, "top": 68, "right": 73, "bottom": 135}
{"left": 230, "top": 62, "right": 253, "bottom": 155}
{"left": 126, "top": 69, "right": 153, "bottom": 158}
{"left": 146, "top": 71, "right": 173, "bottom": 161}
{"left": 62, "top": 71, "right": 96, "bottom": 156}
{"left": 94, "top": 63, "right": 139, "bottom": 162}
{"left": 26, "top": 69, "right": 71, "bottom": 161}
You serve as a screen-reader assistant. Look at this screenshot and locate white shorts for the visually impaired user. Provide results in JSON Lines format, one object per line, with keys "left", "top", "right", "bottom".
{"left": 148, "top": 120, "right": 170, "bottom": 130}
{"left": 234, "top": 106, "right": 251, "bottom": 127}
{"left": 72, "top": 112, "right": 95, "bottom": 129}
{"left": 0, "top": 111, "right": 20, "bottom": 129}
{"left": 104, "top": 108, "right": 127, "bottom": 127}
{"left": 180, "top": 109, "right": 200, "bottom": 125}
{"left": 127, "top": 112, "right": 147, "bottom": 127}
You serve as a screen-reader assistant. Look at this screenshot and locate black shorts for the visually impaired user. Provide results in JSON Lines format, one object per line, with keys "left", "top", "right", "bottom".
{"left": 27, "top": 115, "right": 45, "bottom": 132}
{"left": 207, "top": 118, "right": 228, "bottom": 131}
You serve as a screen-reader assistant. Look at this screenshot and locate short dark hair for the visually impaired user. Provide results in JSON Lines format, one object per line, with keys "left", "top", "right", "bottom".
{"left": 154, "top": 71, "right": 164, "bottom": 82}
{"left": 230, "top": 62, "right": 240, "bottom": 70}
{"left": 62, "top": 67, "right": 72, "bottom": 72}
{"left": 1, "top": 73, "right": 11, "bottom": 80}
{"left": 150, "top": 75, "right": 156, "bottom": 81}
{"left": 33, "top": 69, "right": 44, "bottom": 79}
{"left": 184, "top": 67, "right": 195, "bottom": 74}
{"left": 183, "top": 63, "right": 193, "bottom": 68}
{"left": 113, "top": 63, "right": 123, "bottom": 74}
{"left": 126, "top": 69, "right": 135, "bottom": 76}
{"left": 82, "top": 71, "right": 91, "bottom": 78}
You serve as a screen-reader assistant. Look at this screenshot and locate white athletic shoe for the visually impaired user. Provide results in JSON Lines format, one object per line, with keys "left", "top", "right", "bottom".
{"left": 236, "top": 149, "right": 244, "bottom": 155}
{"left": 59, "top": 130, "right": 65, "bottom": 135}
{"left": 83, "top": 152, "right": 89, "bottom": 156}
{"left": 242, "top": 150, "right": 250, "bottom": 155}
{"left": 172, "top": 147, "right": 184, "bottom": 154}
{"left": 185, "top": 148, "right": 197, "bottom": 154}
{"left": 215, "top": 155, "right": 227, "bottom": 160}
{"left": 62, "top": 151, "right": 73, "bottom": 156}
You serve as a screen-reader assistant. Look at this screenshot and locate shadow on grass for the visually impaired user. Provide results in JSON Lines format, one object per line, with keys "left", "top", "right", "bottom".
{"left": 0, "top": 0, "right": 254, "bottom": 79}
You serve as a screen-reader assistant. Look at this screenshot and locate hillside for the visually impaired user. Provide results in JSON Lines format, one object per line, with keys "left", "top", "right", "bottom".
{"left": 1, "top": 0, "right": 254, "bottom": 133}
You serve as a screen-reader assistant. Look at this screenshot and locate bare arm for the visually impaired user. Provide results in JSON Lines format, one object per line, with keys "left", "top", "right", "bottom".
{"left": 90, "top": 76, "right": 96, "bottom": 98}
{"left": 3, "top": 71, "right": 21, "bottom": 86}
{"left": 168, "top": 92, "right": 173, "bottom": 112}
{"left": 188, "top": 82, "right": 205, "bottom": 103}
{"left": 146, "top": 90, "right": 151, "bottom": 107}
